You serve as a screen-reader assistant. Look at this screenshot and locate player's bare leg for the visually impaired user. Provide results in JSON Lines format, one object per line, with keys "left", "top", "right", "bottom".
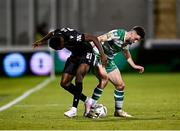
{"left": 85, "top": 65, "right": 108, "bottom": 117}
{"left": 108, "top": 69, "right": 133, "bottom": 118}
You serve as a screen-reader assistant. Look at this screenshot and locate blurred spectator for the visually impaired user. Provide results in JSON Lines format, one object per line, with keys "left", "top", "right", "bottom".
{"left": 35, "top": 23, "right": 48, "bottom": 41}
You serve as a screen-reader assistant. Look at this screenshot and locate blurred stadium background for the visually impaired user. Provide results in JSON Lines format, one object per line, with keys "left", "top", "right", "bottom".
{"left": 0, "top": 0, "right": 180, "bottom": 77}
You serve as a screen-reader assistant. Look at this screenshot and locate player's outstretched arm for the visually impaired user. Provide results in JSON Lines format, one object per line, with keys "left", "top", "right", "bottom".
{"left": 97, "top": 30, "right": 116, "bottom": 43}
{"left": 97, "top": 34, "right": 108, "bottom": 43}
{"left": 122, "top": 49, "right": 144, "bottom": 73}
{"left": 84, "top": 34, "right": 107, "bottom": 67}
{"left": 32, "top": 31, "right": 54, "bottom": 50}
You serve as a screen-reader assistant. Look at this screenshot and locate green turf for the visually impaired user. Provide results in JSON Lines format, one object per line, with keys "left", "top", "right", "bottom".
{"left": 0, "top": 76, "right": 48, "bottom": 107}
{"left": 0, "top": 73, "right": 180, "bottom": 130}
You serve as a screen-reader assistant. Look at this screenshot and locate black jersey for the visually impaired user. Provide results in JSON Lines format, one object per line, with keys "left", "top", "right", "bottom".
{"left": 53, "top": 28, "right": 93, "bottom": 56}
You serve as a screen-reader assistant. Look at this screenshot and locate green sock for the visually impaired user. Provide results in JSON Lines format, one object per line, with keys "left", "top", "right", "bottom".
{"left": 114, "top": 88, "right": 124, "bottom": 111}
{"left": 91, "top": 87, "right": 103, "bottom": 107}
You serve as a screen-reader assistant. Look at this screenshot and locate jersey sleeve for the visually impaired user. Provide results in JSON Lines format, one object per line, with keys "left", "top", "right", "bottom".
{"left": 105, "top": 29, "right": 120, "bottom": 41}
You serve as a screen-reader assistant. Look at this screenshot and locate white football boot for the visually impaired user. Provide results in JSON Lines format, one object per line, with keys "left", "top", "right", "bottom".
{"left": 64, "top": 107, "right": 77, "bottom": 118}
{"left": 86, "top": 108, "right": 99, "bottom": 119}
{"left": 84, "top": 98, "right": 93, "bottom": 117}
{"left": 114, "top": 110, "right": 133, "bottom": 118}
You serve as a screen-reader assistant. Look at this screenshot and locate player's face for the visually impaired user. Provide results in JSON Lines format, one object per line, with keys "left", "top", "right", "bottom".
{"left": 129, "top": 31, "right": 141, "bottom": 44}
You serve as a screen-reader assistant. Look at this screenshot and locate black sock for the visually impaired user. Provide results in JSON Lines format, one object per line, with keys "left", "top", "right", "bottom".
{"left": 80, "top": 93, "right": 87, "bottom": 102}
{"left": 62, "top": 83, "right": 76, "bottom": 94}
{"left": 73, "top": 82, "right": 83, "bottom": 108}
{"left": 62, "top": 83, "right": 87, "bottom": 102}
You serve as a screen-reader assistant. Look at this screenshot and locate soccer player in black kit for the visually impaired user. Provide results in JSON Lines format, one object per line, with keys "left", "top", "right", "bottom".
{"left": 32, "top": 28, "right": 107, "bottom": 118}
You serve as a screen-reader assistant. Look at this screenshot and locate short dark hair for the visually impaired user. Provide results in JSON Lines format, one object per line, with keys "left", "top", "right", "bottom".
{"left": 49, "top": 36, "right": 61, "bottom": 50}
{"left": 132, "top": 26, "right": 145, "bottom": 39}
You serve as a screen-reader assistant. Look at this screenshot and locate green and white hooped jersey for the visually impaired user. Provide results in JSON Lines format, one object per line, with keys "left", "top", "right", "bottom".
{"left": 94, "top": 29, "right": 129, "bottom": 60}
{"left": 93, "top": 29, "right": 129, "bottom": 73}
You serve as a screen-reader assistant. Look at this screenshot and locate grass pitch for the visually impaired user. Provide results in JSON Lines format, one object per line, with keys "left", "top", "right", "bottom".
{"left": 0, "top": 73, "right": 180, "bottom": 130}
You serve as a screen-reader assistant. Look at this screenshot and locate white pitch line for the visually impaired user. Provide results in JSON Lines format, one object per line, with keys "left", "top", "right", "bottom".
{"left": 0, "top": 78, "right": 54, "bottom": 112}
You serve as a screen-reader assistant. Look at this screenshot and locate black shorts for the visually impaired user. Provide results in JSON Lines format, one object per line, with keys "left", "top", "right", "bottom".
{"left": 63, "top": 52, "right": 95, "bottom": 75}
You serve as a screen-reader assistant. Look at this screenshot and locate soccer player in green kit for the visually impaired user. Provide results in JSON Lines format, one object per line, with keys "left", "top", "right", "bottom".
{"left": 85, "top": 26, "right": 145, "bottom": 118}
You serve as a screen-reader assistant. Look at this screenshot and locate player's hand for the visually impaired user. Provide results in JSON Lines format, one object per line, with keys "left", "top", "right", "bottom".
{"left": 32, "top": 41, "right": 41, "bottom": 50}
{"left": 101, "top": 54, "right": 107, "bottom": 67}
{"left": 134, "top": 65, "right": 144, "bottom": 73}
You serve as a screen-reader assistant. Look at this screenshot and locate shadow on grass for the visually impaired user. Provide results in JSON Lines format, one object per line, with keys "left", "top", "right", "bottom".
{"left": 75, "top": 115, "right": 180, "bottom": 122}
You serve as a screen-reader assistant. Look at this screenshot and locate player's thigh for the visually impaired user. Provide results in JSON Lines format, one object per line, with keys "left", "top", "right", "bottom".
{"left": 75, "top": 53, "right": 92, "bottom": 81}
{"left": 108, "top": 69, "right": 124, "bottom": 86}
{"left": 76, "top": 52, "right": 94, "bottom": 77}
{"left": 61, "top": 57, "right": 77, "bottom": 86}
{"left": 63, "top": 56, "right": 78, "bottom": 75}
{"left": 76, "top": 63, "right": 90, "bottom": 76}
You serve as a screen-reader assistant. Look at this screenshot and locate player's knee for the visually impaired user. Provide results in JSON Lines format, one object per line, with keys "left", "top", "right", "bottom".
{"left": 60, "top": 81, "right": 65, "bottom": 88}
{"left": 60, "top": 80, "right": 68, "bottom": 89}
{"left": 116, "top": 82, "right": 125, "bottom": 91}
